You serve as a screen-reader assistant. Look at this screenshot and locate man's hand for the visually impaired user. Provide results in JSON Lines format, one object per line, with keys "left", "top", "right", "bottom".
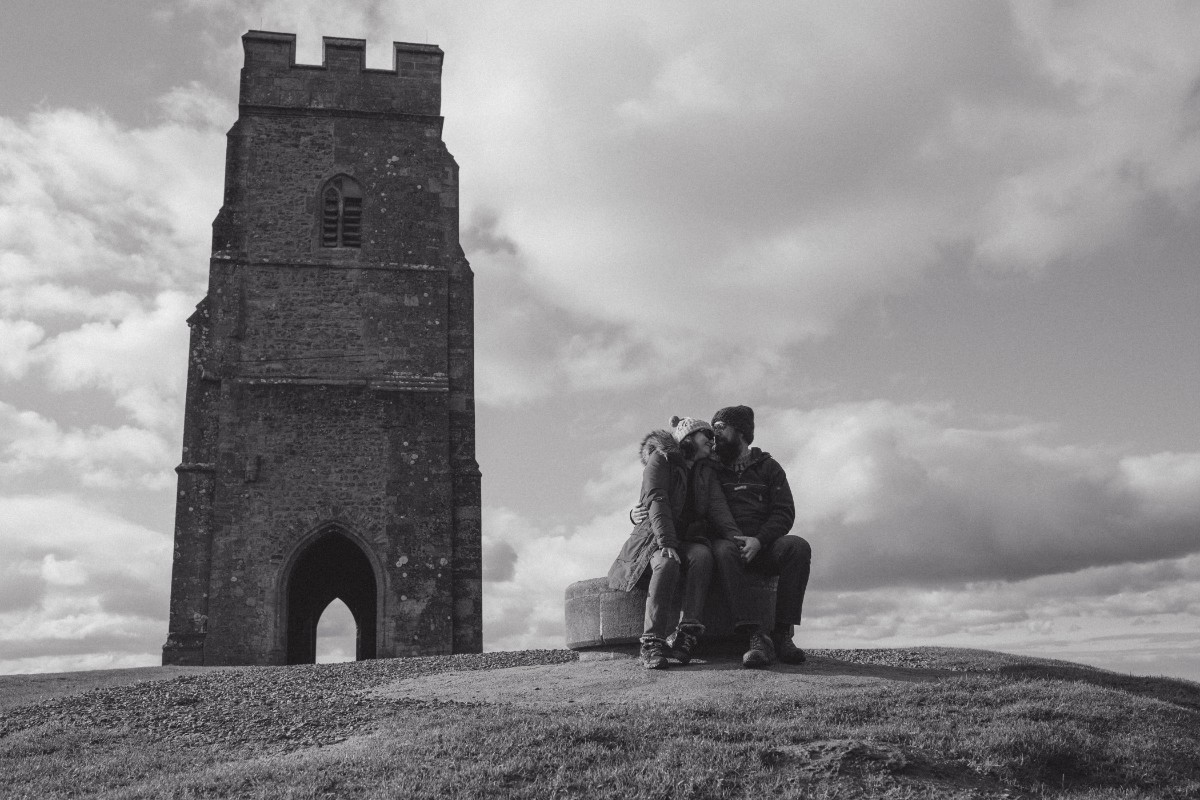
{"left": 733, "top": 535, "right": 761, "bottom": 563}
{"left": 660, "top": 546, "right": 680, "bottom": 563}
{"left": 630, "top": 502, "right": 649, "bottom": 525}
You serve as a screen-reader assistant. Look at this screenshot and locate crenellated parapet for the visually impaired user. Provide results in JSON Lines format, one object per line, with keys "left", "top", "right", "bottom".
{"left": 240, "top": 30, "right": 443, "bottom": 116}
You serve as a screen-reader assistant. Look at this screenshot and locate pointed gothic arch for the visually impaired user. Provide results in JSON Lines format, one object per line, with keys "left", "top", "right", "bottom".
{"left": 281, "top": 523, "right": 380, "bottom": 664}
{"left": 319, "top": 174, "right": 363, "bottom": 248}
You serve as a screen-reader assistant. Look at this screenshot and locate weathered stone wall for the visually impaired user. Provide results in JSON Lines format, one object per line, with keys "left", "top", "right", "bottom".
{"left": 164, "top": 31, "right": 480, "bottom": 666}
{"left": 207, "top": 264, "right": 450, "bottom": 385}
{"left": 198, "top": 384, "right": 454, "bottom": 663}
{"left": 215, "top": 114, "right": 458, "bottom": 265}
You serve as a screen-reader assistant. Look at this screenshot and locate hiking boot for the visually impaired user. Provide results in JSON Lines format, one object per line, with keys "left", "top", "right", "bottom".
{"left": 773, "top": 627, "right": 806, "bottom": 664}
{"left": 639, "top": 637, "right": 668, "bottom": 670}
{"left": 667, "top": 626, "right": 701, "bottom": 665}
{"left": 742, "top": 630, "right": 775, "bottom": 669}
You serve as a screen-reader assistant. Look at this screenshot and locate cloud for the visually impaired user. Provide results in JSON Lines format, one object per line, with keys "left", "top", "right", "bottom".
{"left": 583, "top": 447, "right": 645, "bottom": 509}
{"left": 431, "top": 3, "right": 1200, "bottom": 397}
{"left": 482, "top": 535, "right": 518, "bottom": 584}
{"left": 466, "top": 209, "right": 702, "bottom": 405}
{"left": 445, "top": 2, "right": 1199, "bottom": 350}
{"left": 0, "top": 73, "right": 226, "bottom": 673}
{"left": 0, "top": 96, "right": 224, "bottom": 299}
{"left": 464, "top": 210, "right": 563, "bottom": 406}
{"left": 0, "top": 85, "right": 224, "bottom": 432}
{"left": 31, "top": 291, "right": 193, "bottom": 431}
{"left": 0, "top": 402, "right": 173, "bottom": 490}
{"left": 0, "top": 494, "right": 171, "bottom": 673}
{"left": 768, "top": 402, "right": 1200, "bottom": 588}
{"left": 798, "top": 552, "right": 1200, "bottom": 678}
{"left": 0, "top": 285, "right": 143, "bottom": 322}
{"left": 0, "top": 319, "right": 42, "bottom": 379}
{"left": 482, "top": 506, "right": 631, "bottom": 650}
{"left": 0, "top": 93, "right": 203, "bottom": 674}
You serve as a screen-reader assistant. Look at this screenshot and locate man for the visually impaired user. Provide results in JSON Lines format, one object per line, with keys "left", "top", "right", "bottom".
{"left": 707, "top": 405, "right": 810, "bottom": 668}
{"left": 632, "top": 405, "right": 811, "bottom": 668}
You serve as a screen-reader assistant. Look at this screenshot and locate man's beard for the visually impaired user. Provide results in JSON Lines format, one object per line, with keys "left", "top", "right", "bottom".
{"left": 714, "top": 436, "right": 741, "bottom": 464}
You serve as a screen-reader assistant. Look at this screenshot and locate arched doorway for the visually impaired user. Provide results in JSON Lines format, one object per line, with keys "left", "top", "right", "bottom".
{"left": 285, "top": 530, "right": 377, "bottom": 664}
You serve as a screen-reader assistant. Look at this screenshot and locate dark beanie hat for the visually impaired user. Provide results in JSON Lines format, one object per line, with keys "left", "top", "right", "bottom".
{"left": 712, "top": 405, "right": 754, "bottom": 444}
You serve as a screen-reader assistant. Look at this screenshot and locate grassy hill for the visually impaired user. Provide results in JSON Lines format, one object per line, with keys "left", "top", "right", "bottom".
{"left": 1, "top": 647, "right": 1198, "bottom": 799}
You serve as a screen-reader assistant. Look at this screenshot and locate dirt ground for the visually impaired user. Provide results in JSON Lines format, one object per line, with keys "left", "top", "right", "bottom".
{"left": 371, "top": 654, "right": 956, "bottom": 708}
{"left": 0, "top": 648, "right": 1005, "bottom": 714}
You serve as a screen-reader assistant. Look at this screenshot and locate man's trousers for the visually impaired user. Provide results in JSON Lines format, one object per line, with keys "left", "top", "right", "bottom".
{"left": 711, "top": 535, "right": 811, "bottom": 630}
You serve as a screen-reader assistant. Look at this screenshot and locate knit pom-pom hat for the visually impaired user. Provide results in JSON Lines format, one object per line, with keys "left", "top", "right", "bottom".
{"left": 670, "top": 415, "right": 714, "bottom": 444}
{"left": 712, "top": 405, "right": 754, "bottom": 444}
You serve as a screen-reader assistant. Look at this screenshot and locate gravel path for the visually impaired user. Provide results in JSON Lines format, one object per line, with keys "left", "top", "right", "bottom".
{"left": 0, "top": 650, "right": 576, "bottom": 754}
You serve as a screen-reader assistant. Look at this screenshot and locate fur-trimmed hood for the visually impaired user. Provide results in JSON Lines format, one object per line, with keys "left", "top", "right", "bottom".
{"left": 639, "top": 429, "right": 680, "bottom": 466}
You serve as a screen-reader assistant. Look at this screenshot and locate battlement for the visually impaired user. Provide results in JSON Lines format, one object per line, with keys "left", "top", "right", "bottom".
{"left": 240, "top": 30, "right": 443, "bottom": 116}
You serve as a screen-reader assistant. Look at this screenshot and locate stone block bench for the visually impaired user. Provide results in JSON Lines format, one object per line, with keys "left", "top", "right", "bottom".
{"left": 564, "top": 574, "right": 777, "bottom": 659}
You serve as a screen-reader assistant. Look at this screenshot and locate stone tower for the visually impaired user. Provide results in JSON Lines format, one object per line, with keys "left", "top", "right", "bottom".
{"left": 162, "top": 31, "right": 481, "bottom": 666}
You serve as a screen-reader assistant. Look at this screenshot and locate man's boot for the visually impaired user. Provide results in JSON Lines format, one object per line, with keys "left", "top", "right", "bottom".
{"left": 742, "top": 627, "right": 775, "bottom": 669}
{"left": 667, "top": 624, "right": 703, "bottom": 665}
{"left": 772, "top": 624, "right": 806, "bottom": 664}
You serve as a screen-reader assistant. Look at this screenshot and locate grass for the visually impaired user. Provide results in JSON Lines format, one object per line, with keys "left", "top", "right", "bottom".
{"left": 2, "top": 650, "right": 1198, "bottom": 799}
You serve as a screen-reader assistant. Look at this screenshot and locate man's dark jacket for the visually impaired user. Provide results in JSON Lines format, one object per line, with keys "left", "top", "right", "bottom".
{"left": 711, "top": 448, "right": 796, "bottom": 547}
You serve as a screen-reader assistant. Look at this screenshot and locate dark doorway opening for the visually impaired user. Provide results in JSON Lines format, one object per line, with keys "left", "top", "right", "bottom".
{"left": 286, "top": 531, "right": 377, "bottom": 664}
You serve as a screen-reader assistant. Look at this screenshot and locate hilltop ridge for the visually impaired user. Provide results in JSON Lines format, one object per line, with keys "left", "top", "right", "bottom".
{"left": 2, "top": 648, "right": 1198, "bottom": 798}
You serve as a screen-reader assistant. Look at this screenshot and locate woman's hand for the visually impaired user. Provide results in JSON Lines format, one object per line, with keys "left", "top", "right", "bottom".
{"left": 660, "top": 546, "right": 680, "bottom": 563}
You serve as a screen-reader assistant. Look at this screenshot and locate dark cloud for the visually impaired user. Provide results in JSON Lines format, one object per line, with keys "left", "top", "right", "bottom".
{"left": 462, "top": 208, "right": 519, "bottom": 256}
{"left": 772, "top": 403, "right": 1200, "bottom": 590}
{"left": 482, "top": 537, "right": 518, "bottom": 583}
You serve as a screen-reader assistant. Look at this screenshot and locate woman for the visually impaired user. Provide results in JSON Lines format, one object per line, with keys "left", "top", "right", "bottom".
{"left": 607, "top": 415, "right": 743, "bottom": 669}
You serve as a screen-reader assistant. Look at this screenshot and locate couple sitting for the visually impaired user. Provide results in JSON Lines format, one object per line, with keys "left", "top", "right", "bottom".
{"left": 607, "top": 405, "right": 812, "bottom": 669}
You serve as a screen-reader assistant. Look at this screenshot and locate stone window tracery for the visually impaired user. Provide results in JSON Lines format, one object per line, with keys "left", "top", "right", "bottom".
{"left": 320, "top": 175, "right": 362, "bottom": 248}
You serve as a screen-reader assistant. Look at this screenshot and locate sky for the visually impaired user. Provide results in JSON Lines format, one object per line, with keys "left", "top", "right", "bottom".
{"left": 1, "top": 1, "right": 1198, "bottom": 681}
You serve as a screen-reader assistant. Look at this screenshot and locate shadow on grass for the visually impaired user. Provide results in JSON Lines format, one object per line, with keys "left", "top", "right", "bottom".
{"left": 995, "top": 663, "right": 1200, "bottom": 713}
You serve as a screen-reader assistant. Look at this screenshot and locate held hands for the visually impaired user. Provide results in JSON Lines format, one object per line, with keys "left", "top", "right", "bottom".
{"left": 733, "top": 535, "right": 761, "bottom": 564}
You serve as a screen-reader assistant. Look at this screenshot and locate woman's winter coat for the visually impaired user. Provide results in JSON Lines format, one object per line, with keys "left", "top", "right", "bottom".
{"left": 607, "top": 430, "right": 743, "bottom": 592}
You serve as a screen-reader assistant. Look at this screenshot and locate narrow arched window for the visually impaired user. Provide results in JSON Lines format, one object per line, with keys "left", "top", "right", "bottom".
{"left": 320, "top": 175, "right": 363, "bottom": 248}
